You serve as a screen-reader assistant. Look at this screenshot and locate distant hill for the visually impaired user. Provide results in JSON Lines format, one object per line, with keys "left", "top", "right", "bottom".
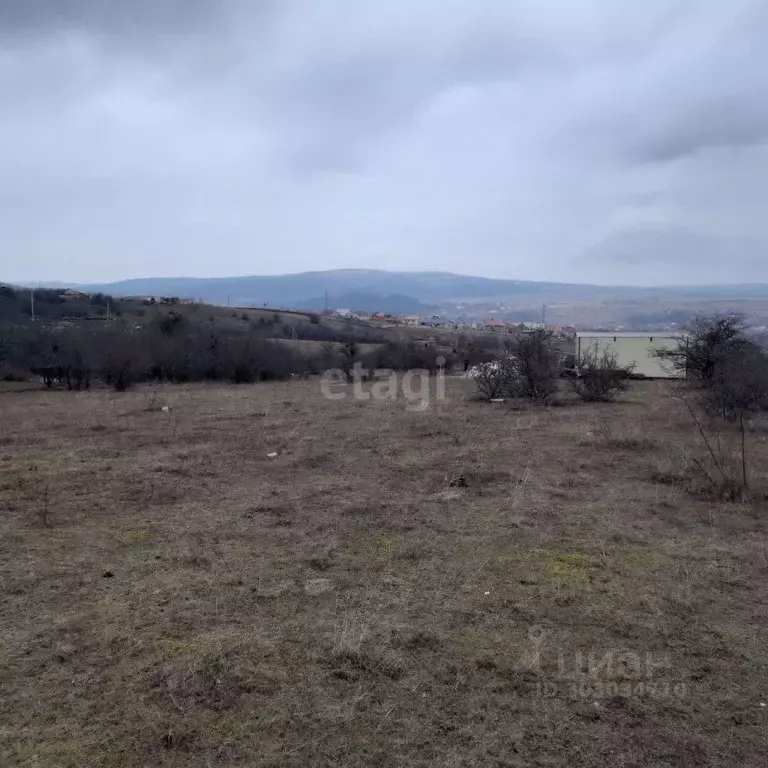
{"left": 49, "top": 270, "right": 585, "bottom": 306}
{"left": 23, "top": 269, "right": 768, "bottom": 315}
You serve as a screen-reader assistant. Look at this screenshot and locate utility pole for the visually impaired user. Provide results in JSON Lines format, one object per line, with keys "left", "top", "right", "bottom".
{"left": 324, "top": 290, "right": 329, "bottom": 315}
{"left": 30, "top": 288, "right": 35, "bottom": 321}
{"left": 541, "top": 303, "right": 546, "bottom": 326}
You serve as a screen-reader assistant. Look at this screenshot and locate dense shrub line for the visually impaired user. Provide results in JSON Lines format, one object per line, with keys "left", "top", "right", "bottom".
{"left": 0, "top": 320, "right": 503, "bottom": 390}
{"left": 1, "top": 324, "right": 325, "bottom": 389}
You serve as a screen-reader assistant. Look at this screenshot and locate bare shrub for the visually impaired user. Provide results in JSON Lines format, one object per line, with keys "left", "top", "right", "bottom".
{"left": 103, "top": 350, "right": 135, "bottom": 391}
{"left": 509, "top": 329, "right": 561, "bottom": 403}
{"left": 319, "top": 340, "right": 340, "bottom": 370}
{"left": 571, "top": 346, "right": 634, "bottom": 402}
{"left": 675, "top": 393, "right": 755, "bottom": 501}
{"left": 57, "top": 327, "right": 96, "bottom": 390}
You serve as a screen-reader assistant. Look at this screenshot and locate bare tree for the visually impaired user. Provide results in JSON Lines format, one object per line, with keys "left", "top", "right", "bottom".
{"left": 340, "top": 341, "right": 358, "bottom": 381}
{"left": 654, "top": 313, "right": 750, "bottom": 381}
{"left": 57, "top": 328, "right": 95, "bottom": 390}
{"left": 670, "top": 317, "right": 768, "bottom": 500}
{"left": 706, "top": 347, "right": 768, "bottom": 491}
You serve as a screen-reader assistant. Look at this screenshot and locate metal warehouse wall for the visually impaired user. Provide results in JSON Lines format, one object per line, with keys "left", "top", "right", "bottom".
{"left": 577, "top": 335, "right": 681, "bottom": 378}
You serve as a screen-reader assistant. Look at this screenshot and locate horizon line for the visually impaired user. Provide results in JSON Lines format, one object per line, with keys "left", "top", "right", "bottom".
{"left": 8, "top": 269, "right": 768, "bottom": 292}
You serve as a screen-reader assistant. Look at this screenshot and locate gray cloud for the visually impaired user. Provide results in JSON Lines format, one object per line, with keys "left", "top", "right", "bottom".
{"left": 1, "top": 0, "right": 767, "bottom": 284}
{"left": 579, "top": 225, "right": 768, "bottom": 280}
{"left": 637, "top": 108, "right": 768, "bottom": 164}
{"left": 0, "top": 0, "right": 235, "bottom": 39}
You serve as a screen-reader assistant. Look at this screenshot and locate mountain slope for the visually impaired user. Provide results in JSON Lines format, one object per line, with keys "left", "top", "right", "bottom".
{"left": 65, "top": 270, "right": 580, "bottom": 305}
{"left": 23, "top": 269, "right": 768, "bottom": 311}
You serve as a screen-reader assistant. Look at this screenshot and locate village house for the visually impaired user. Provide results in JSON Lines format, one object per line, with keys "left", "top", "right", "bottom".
{"left": 400, "top": 314, "right": 422, "bottom": 326}
{"left": 59, "top": 288, "right": 89, "bottom": 300}
{"left": 370, "top": 312, "right": 395, "bottom": 327}
{"left": 484, "top": 318, "right": 509, "bottom": 332}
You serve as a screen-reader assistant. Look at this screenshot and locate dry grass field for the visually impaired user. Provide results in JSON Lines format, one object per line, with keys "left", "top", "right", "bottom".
{"left": 2, "top": 376, "right": 768, "bottom": 767}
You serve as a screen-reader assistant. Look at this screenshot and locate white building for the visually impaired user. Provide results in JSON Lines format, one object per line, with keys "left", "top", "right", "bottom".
{"left": 576, "top": 332, "right": 682, "bottom": 379}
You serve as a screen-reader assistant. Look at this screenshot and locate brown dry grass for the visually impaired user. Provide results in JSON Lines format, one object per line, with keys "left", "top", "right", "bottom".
{"left": 1, "top": 377, "right": 768, "bottom": 767}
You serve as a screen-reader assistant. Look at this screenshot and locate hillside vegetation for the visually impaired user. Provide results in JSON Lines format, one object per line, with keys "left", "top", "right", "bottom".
{"left": 0, "top": 286, "right": 509, "bottom": 389}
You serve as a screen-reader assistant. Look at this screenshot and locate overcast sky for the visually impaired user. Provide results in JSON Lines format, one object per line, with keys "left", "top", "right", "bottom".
{"left": 1, "top": 0, "right": 767, "bottom": 285}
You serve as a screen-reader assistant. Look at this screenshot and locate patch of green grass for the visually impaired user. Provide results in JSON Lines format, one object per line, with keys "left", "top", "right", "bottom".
{"left": 499, "top": 549, "right": 602, "bottom": 584}
{"left": 372, "top": 534, "right": 396, "bottom": 559}
{"left": 344, "top": 533, "right": 398, "bottom": 562}
{"left": 153, "top": 636, "right": 198, "bottom": 658}
{"left": 123, "top": 529, "right": 153, "bottom": 544}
